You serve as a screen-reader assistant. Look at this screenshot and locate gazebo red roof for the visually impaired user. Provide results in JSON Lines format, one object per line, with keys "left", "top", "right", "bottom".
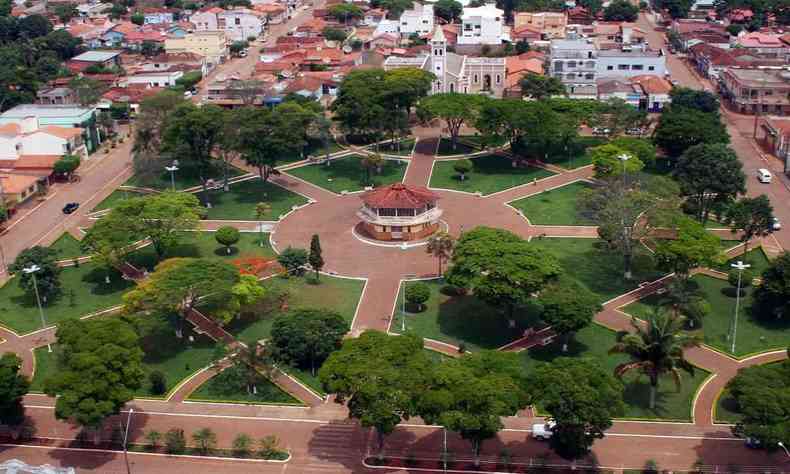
{"left": 361, "top": 183, "right": 439, "bottom": 209}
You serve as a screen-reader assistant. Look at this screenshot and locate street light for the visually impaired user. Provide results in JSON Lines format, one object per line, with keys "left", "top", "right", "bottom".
{"left": 778, "top": 441, "right": 790, "bottom": 458}
{"left": 121, "top": 408, "right": 134, "bottom": 474}
{"left": 165, "top": 161, "right": 179, "bottom": 192}
{"left": 729, "top": 260, "right": 751, "bottom": 354}
{"left": 22, "top": 265, "right": 51, "bottom": 352}
{"left": 618, "top": 153, "right": 630, "bottom": 188}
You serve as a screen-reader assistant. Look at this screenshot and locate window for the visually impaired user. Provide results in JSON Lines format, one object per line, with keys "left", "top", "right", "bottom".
{"left": 423, "top": 19, "right": 428, "bottom": 23}
{"left": 474, "top": 74, "right": 478, "bottom": 83}
{"left": 607, "top": 65, "right": 614, "bottom": 70}
{"left": 764, "top": 90, "right": 773, "bottom": 96}
{"left": 568, "top": 61, "right": 576, "bottom": 68}
{"left": 495, "top": 17, "right": 500, "bottom": 21}
{"left": 235, "top": 17, "right": 240, "bottom": 25}
{"left": 618, "top": 64, "right": 629, "bottom": 70}
{"left": 632, "top": 64, "right": 643, "bottom": 70}
{"left": 648, "top": 66, "right": 655, "bottom": 71}
{"left": 496, "top": 74, "right": 501, "bottom": 84}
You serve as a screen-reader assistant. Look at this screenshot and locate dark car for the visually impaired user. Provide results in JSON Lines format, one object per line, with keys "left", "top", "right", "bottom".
{"left": 62, "top": 202, "right": 79, "bottom": 214}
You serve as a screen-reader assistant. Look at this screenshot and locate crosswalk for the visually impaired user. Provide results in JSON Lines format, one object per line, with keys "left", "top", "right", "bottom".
{"left": 299, "top": 421, "right": 362, "bottom": 472}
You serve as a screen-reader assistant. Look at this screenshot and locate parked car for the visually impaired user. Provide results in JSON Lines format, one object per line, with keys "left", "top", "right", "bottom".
{"left": 62, "top": 202, "right": 79, "bottom": 214}
{"left": 532, "top": 422, "right": 555, "bottom": 440}
{"left": 592, "top": 127, "right": 610, "bottom": 136}
{"left": 772, "top": 217, "right": 781, "bottom": 231}
{"left": 626, "top": 127, "right": 644, "bottom": 136}
{"left": 745, "top": 437, "right": 762, "bottom": 449}
{"left": 757, "top": 168, "right": 773, "bottom": 184}
{"left": 239, "top": 49, "right": 248, "bottom": 58}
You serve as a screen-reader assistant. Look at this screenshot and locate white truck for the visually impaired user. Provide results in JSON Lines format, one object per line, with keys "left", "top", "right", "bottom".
{"left": 532, "top": 421, "right": 555, "bottom": 440}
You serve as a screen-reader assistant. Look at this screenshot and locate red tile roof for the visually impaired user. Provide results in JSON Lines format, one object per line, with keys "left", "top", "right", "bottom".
{"left": 361, "top": 183, "right": 439, "bottom": 209}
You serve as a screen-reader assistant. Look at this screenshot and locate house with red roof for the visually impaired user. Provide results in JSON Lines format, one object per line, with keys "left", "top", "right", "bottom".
{"left": 736, "top": 32, "right": 789, "bottom": 59}
{"left": 357, "top": 183, "right": 443, "bottom": 241}
{"left": 728, "top": 8, "right": 753, "bottom": 23}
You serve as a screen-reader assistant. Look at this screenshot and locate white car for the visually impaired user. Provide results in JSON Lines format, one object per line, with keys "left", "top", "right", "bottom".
{"left": 532, "top": 421, "right": 555, "bottom": 440}
{"left": 772, "top": 217, "right": 781, "bottom": 231}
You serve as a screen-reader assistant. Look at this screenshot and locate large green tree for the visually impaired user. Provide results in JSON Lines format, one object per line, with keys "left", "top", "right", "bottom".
{"left": 722, "top": 195, "right": 774, "bottom": 255}
{"left": 669, "top": 88, "right": 720, "bottom": 114}
{"left": 538, "top": 281, "right": 601, "bottom": 352}
{"left": 603, "top": 0, "right": 638, "bottom": 20}
{"left": 418, "top": 93, "right": 485, "bottom": 151}
{"left": 0, "top": 353, "right": 30, "bottom": 426}
{"left": 609, "top": 310, "right": 701, "bottom": 409}
{"left": 527, "top": 358, "right": 625, "bottom": 459}
{"left": 655, "top": 217, "right": 723, "bottom": 281}
{"left": 434, "top": 0, "right": 463, "bottom": 21}
{"left": 752, "top": 252, "right": 790, "bottom": 321}
{"left": 10, "top": 246, "right": 61, "bottom": 303}
{"left": 446, "top": 226, "right": 561, "bottom": 320}
{"left": 519, "top": 73, "right": 566, "bottom": 100}
{"left": 590, "top": 143, "right": 644, "bottom": 179}
{"left": 270, "top": 309, "right": 349, "bottom": 375}
{"left": 653, "top": 107, "right": 729, "bottom": 157}
{"left": 44, "top": 319, "right": 144, "bottom": 431}
{"left": 320, "top": 331, "right": 434, "bottom": 456}
{"left": 673, "top": 143, "right": 746, "bottom": 224}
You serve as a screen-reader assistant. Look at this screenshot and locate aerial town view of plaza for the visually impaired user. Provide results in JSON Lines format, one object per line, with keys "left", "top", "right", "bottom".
{"left": 0, "top": 0, "right": 788, "bottom": 471}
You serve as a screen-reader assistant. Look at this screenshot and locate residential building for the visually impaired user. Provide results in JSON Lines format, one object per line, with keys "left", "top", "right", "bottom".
{"left": 597, "top": 45, "right": 666, "bottom": 78}
{"left": 124, "top": 71, "right": 184, "bottom": 88}
{"left": 0, "top": 173, "right": 42, "bottom": 209}
{"left": 66, "top": 50, "right": 122, "bottom": 73}
{"left": 77, "top": 2, "right": 110, "bottom": 18}
{"left": 0, "top": 119, "right": 87, "bottom": 163}
{"left": 513, "top": 11, "right": 566, "bottom": 40}
{"left": 719, "top": 68, "right": 790, "bottom": 115}
{"left": 165, "top": 30, "right": 228, "bottom": 68}
{"left": 398, "top": 3, "right": 434, "bottom": 36}
{"left": 0, "top": 105, "right": 101, "bottom": 152}
{"left": 37, "top": 87, "right": 77, "bottom": 105}
{"left": 384, "top": 26, "right": 506, "bottom": 97}
{"left": 142, "top": 52, "right": 210, "bottom": 76}
{"left": 630, "top": 74, "right": 673, "bottom": 111}
{"left": 757, "top": 116, "right": 790, "bottom": 167}
{"left": 363, "top": 8, "right": 386, "bottom": 26}
{"left": 689, "top": 43, "right": 786, "bottom": 79}
{"left": 190, "top": 7, "right": 264, "bottom": 42}
{"left": 504, "top": 51, "right": 545, "bottom": 96}
{"left": 458, "top": 3, "right": 507, "bottom": 45}
{"left": 671, "top": 19, "right": 728, "bottom": 50}
{"left": 736, "top": 32, "right": 789, "bottom": 59}
{"left": 253, "top": 3, "right": 287, "bottom": 23}
{"left": 143, "top": 7, "right": 176, "bottom": 24}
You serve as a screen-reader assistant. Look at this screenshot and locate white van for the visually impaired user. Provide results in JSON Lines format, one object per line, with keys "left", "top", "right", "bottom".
{"left": 532, "top": 422, "right": 555, "bottom": 440}
{"left": 757, "top": 169, "right": 772, "bottom": 183}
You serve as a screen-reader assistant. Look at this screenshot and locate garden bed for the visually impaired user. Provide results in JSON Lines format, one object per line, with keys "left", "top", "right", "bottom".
{"left": 187, "top": 363, "right": 302, "bottom": 405}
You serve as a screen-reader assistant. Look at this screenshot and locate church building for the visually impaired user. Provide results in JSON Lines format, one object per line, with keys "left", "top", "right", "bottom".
{"left": 383, "top": 26, "right": 507, "bottom": 97}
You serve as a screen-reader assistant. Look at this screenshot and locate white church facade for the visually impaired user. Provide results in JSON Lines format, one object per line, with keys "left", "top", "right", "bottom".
{"left": 383, "top": 26, "right": 506, "bottom": 97}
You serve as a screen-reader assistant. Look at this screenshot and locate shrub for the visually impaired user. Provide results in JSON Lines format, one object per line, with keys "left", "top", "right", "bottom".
{"left": 215, "top": 226, "right": 241, "bottom": 254}
{"left": 148, "top": 370, "right": 167, "bottom": 395}
{"left": 145, "top": 430, "right": 162, "bottom": 451}
{"left": 405, "top": 282, "right": 430, "bottom": 312}
{"left": 277, "top": 247, "right": 308, "bottom": 276}
{"left": 164, "top": 428, "right": 186, "bottom": 454}
{"left": 192, "top": 427, "right": 217, "bottom": 455}
{"left": 233, "top": 433, "right": 253, "bottom": 457}
{"left": 258, "top": 434, "right": 282, "bottom": 458}
{"left": 453, "top": 159, "right": 473, "bottom": 180}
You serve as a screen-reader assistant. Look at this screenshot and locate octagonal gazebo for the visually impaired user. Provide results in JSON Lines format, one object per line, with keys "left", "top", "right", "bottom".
{"left": 357, "top": 183, "right": 443, "bottom": 241}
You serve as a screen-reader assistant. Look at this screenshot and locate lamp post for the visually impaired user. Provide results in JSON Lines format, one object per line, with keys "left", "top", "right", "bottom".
{"left": 121, "top": 408, "right": 134, "bottom": 474}
{"left": 729, "top": 260, "right": 751, "bottom": 354}
{"left": 22, "top": 264, "right": 51, "bottom": 352}
{"left": 165, "top": 161, "right": 179, "bottom": 191}
{"left": 778, "top": 441, "right": 790, "bottom": 458}
{"left": 618, "top": 153, "right": 630, "bottom": 188}
{"left": 401, "top": 281, "right": 407, "bottom": 332}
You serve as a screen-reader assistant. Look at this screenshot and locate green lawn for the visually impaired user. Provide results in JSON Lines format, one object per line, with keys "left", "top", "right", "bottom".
{"left": 0, "top": 263, "right": 134, "bottom": 335}
{"left": 375, "top": 138, "right": 416, "bottom": 156}
{"left": 203, "top": 178, "right": 309, "bottom": 220}
{"left": 535, "top": 136, "right": 608, "bottom": 170}
{"left": 459, "top": 134, "right": 506, "bottom": 149}
{"left": 430, "top": 155, "right": 555, "bottom": 195}
{"left": 717, "top": 248, "right": 772, "bottom": 276}
{"left": 126, "top": 231, "right": 275, "bottom": 272}
{"left": 286, "top": 155, "right": 408, "bottom": 193}
{"left": 391, "top": 279, "right": 542, "bottom": 353}
{"left": 227, "top": 274, "right": 365, "bottom": 346}
{"left": 528, "top": 238, "right": 663, "bottom": 303}
{"left": 622, "top": 275, "right": 790, "bottom": 357}
{"left": 125, "top": 163, "right": 246, "bottom": 191}
{"left": 510, "top": 181, "right": 595, "bottom": 226}
{"left": 281, "top": 364, "right": 325, "bottom": 396}
{"left": 283, "top": 138, "right": 343, "bottom": 164}
{"left": 436, "top": 138, "right": 477, "bottom": 156}
{"left": 188, "top": 363, "right": 301, "bottom": 405}
{"left": 521, "top": 322, "right": 709, "bottom": 421}
{"left": 49, "top": 233, "right": 85, "bottom": 260}
{"left": 30, "top": 346, "right": 55, "bottom": 392}
{"left": 90, "top": 189, "right": 147, "bottom": 212}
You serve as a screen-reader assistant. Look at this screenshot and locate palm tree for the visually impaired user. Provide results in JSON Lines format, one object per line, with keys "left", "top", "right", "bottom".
{"left": 609, "top": 309, "right": 701, "bottom": 410}
{"left": 239, "top": 342, "right": 274, "bottom": 395}
{"left": 665, "top": 278, "right": 708, "bottom": 329}
{"left": 360, "top": 153, "right": 384, "bottom": 186}
{"left": 191, "top": 427, "right": 217, "bottom": 455}
{"left": 254, "top": 202, "right": 271, "bottom": 247}
{"left": 426, "top": 232, "right": 455, "bottom": 275}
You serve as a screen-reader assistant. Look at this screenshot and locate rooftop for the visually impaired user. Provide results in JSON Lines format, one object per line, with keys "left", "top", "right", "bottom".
{"left": 0, "top": 104, "right": 93, "bottom": 119}
{"left": 70, "top": 50, "right": 121, "bottom": 62}
{"left": 361, "top": 183, "right": 440, "bottom": 209}
{"left": 723, "top": 68, "right": 790, "bottom": 87}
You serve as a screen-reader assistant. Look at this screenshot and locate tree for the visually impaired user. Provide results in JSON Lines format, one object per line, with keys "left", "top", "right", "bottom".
{"left": 434, "top": 0, "right": 463, "bottom": 20}
{"left": 589, "top": 98, "right": 645, "bottom": 138}
{"left": 232, "top": 433, "right": 253, "bottom": 457}
{"left": 725, "top": 359, "right": 790, "bottom": 449}
{"left": 603, "top": 0, "right": 638, "bottom": 20}
{"left": 654, "top": 107, "right": 729, "bottom": 157}
{"left": 165, "top": 428, "right": 187, "bottom": 454}
{"left": 722, "top": 195, "right": 774, "bottom": 255}
{"left": 254, "top": 202, "right": 271, "bottom": 246}
{"left": 453, "top": 159, "right": 473, "bottom": 181}
{"left": 308, "top": 234, "right": 324, "bottom": 280}
{"left": 53, "top": 154, "right": 80, "bottom": 180}
{"left": 322, "top": 27, "right": 347, "bottom": 42}
{"left": 664, "top": 278, "right": 709, "bottom": 328}
{"left": 655, "top": 217, "right": 723, "bottom": 281}
{"left": 446, "top": 227, "right": 561, "bottom": 320}
{"left": 109, "top": 3, "right": 128, "bottom": 19}
{"left": 0, "top": 354, "right": 29, "bottom": 426}
{"left": 405, "top": 282, "right": 430, "bottom": 312}
{"left": 519, "top": 73, "right": 566, "bottom": 100}
{"left": 327, "top": 3, "right": 364, "bottom": 22}
{"left": 515, "top": 39, "right": 530, "bottom": 54}
{"left": 145, "top": 430, "right": 162, "bottom": 450}
{"left": 270, "top": 309, "right": 349, "bottom": 375}
{"left": 527, "top": 358, "right": 625, "bottom": 459}
{"left": 590, "top": 144, "right": 644, "bottom": 179}
{"left": 122, "top": 258, "right": 246, "bottom": 334}
{"left": 192, "top": 427, "right": 217, "bottom": 455}
{"left": 229, "top": 40, "right": 249, "bottom": 56}
{"left": 215, "top": 226, "right": 240, "bottom": 254}
{"left": 131, "top": 11, "right": 145, "bottom": 25}
{"left": 538, "top": 281, "right": 600, "bottom": 352}
{"left": 752, "top": 253, "right": 790, "bottom": 321}
{"left": 418, "top": 93, "right": 484, "bottom": 151}
{"left": 674, "top": 143, "right": 746, "bottom": 224}
{"left": 669, "top": 88, "right": 720, "bottom": 114}
{"left": 426, "top": 231, "right": 455, "bottom": 275}
{"left": 277, "top": 247, "right": 308, "bottom": 276}
{"left": 320, "top": 331, "right": 435, "bottom": 457}
{"left": 360, "top": 153, "right": 384, "bottom": 185}
{"left": 149, "top": 370, "right": 167, "bottom": 395}
{"left": 10, "top": 246, "right": 61, "bottom": 303}
{"left": 43, "top": 319, "right": 144, "bottom": 430}
{"left": 258, "top": 435, "right": 283, "bottom": 458}
{"left": 609, "top": 137, "right": 656, "bottom": 168}
{"left": 418, "top": 351, "right": 529, "bottom": 466}
{"left": 609, "top": 310, "right": 701, "bottom": 409}
{"left": 52, "top": 3, "right": 78, "bottom": 23}
{"left": 18, "top": 15, "right": 52, "bottom": 39}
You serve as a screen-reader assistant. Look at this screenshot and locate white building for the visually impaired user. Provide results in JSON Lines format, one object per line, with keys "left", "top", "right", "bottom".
{"left": 0, "top": 118, "right": 87, "bottom": 162}
{"left": 398, "top": 3, "right": 434, "bottom": 36}
{"left": 458, "top": 4, "right": 508, "bottom": 45}
{"left": 374, "top": 18, "right": 399, "bottom": 36}
{"left": 123, "top": 70, "right": 184, "bottom": 88}
{"left": 596, "top": 45, "right": 666, "bottom": 78}
{"left": 190, "top": 7, "right": 265, "bottom": 42}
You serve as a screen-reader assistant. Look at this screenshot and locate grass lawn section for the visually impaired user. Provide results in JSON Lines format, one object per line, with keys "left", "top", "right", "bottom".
{"left": 281, "top": 364, "right": 325, "bottom": 396}
{"left": 539, "top": 136, "right": 608, "bottom": 170}
{"left": 430, "top": 155, "right": 555, "bottom": 196}
{"left": 126, "top": 231, "right": 275, "bottom": 272}
{"left": 528, "top": 238, "right": 663, "bottom": 303}
{"left": 376, "top": 138, "right": 416, "bottom": 156}
{"left": 125, "top": 163, "right": 246, "bottom": 191}
{"left": 203, "top": 178, "right": 308, "bottom": 220}
{"left": 287, "top": 155, "right": 407, "bottom": 194}
{"left": 621, "top": 275, "right": 790, "bottom": 357}
{"left": 281, "top": 138, "right": 343, "bottom": 164}
{"left": 0, "top": 263, "right": 134, "bottom": 335}
{"left": 716, "top": 247, "right": 772, "bottom": 276}
{"left": 227, "top": 275, "right": 365, "bottom": 346}
{"left": 436, "top": 138, "right": 477, "bottom": 156}
{"left": 459, "top": 134, "right": 506, "bottom": 149}
{"left": 49, "top": 233, "right": 85, "bottom": 260}
{"left": 510, "top": 181, "right": 595, "bottom": 226}
{"left": 30, "top": 346, "right": 55, "bottom": 392}
{"left": 90, "top": 189, "right": 147, "bottom": 212}
{"left": 391, "top": 279, "right": 542, "bottom": 353}
{"left": 188, "top": 364, "right": 301, "bottom": 405}
{"left": 521, "top": 322, "right": 709, "bottom": 421}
